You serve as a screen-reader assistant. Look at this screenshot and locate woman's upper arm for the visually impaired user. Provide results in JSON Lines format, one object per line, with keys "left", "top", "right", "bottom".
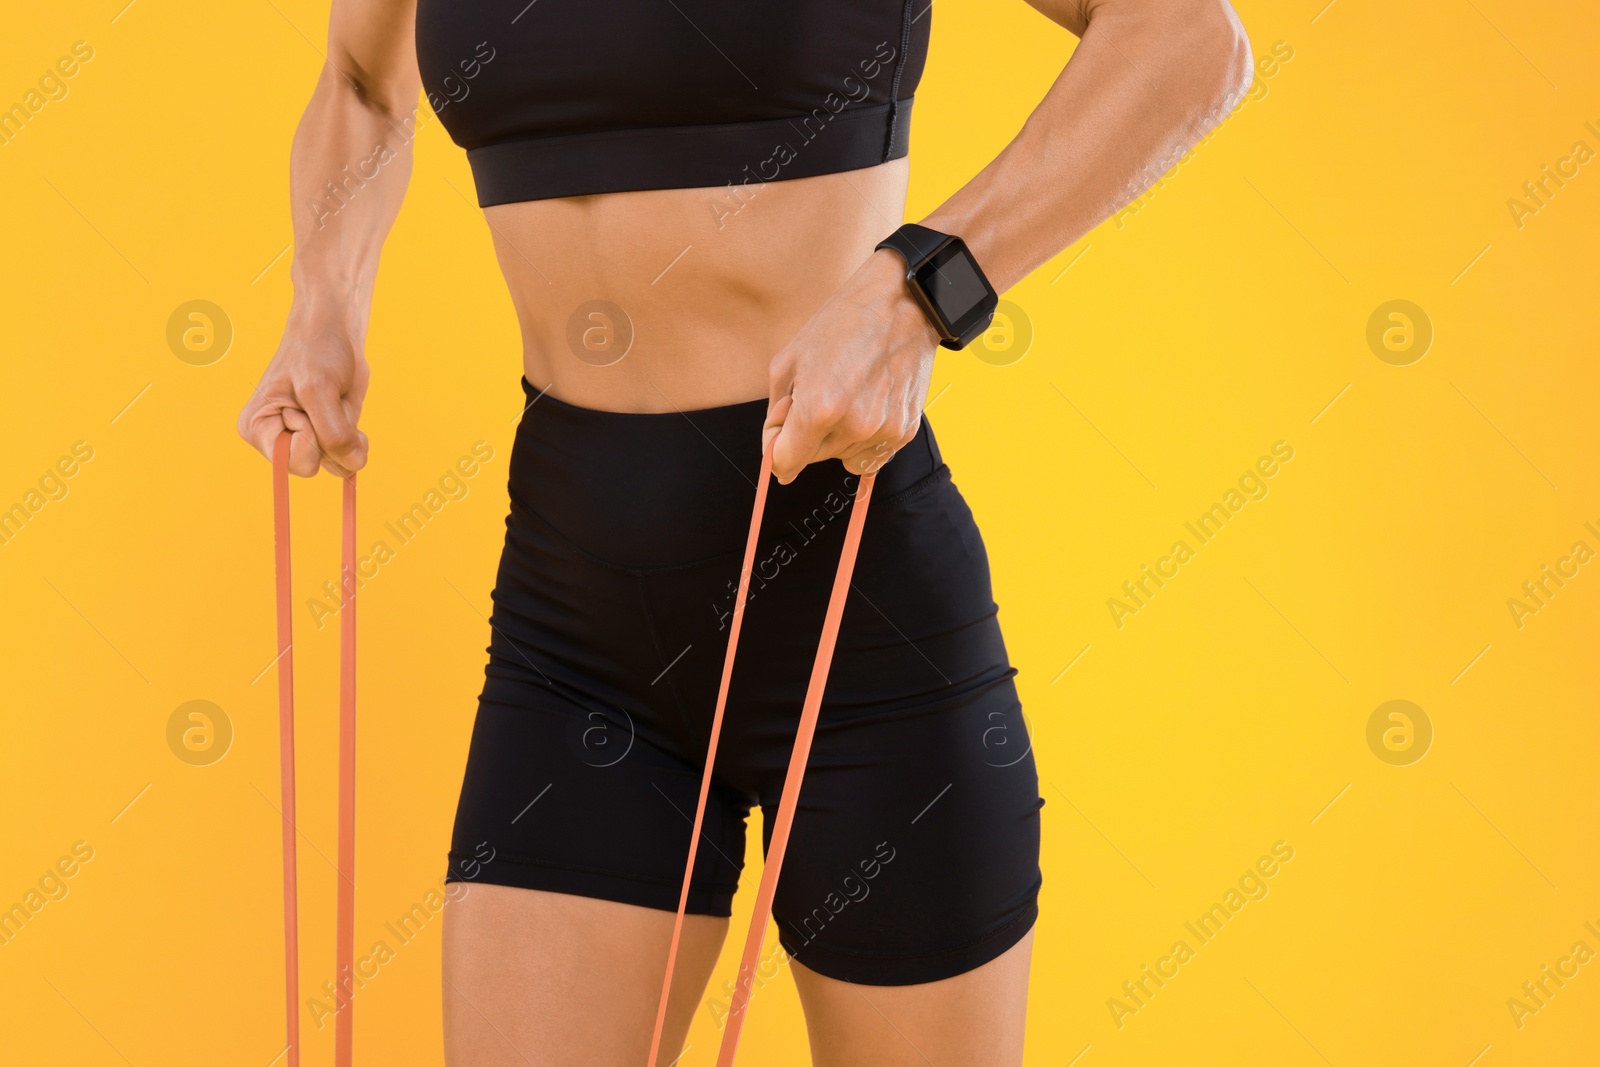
{"left": 326, "top": 0, "right": 421, "bottom": 114}
{"left": 1021, "top": 0, "right": 1251, "bottom": 107}
{"left": 1021, "top": 0, "right": 1245, "bottom": 44}
{"left": 1020, "top": 0, "right": 1091, "bottom": 37}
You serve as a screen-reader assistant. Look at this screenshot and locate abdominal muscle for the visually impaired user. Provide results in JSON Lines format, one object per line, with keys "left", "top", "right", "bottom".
{"left": 480, "top": 158, "right": 909, "bottom": 414}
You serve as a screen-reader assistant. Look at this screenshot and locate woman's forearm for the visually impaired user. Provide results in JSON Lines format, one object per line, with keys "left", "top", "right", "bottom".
{"left": 238, "top": 6, "right": 420, "bottom": 478}
{"left": 287, "top": 62, "right": 419, "bottom": 332}
{"left": 764, "top": 0, "right": 1253, "bottom": 482}
{"left": 920, "top": 0, "right": 1253, "bottom": 293}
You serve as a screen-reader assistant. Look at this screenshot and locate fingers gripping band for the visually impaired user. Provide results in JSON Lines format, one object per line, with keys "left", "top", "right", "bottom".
{"left": 273, "top": 433, "right": 359, "bottom": 1067}
{"left": 646, "top": 444, "right": 878, "bottom": 1067}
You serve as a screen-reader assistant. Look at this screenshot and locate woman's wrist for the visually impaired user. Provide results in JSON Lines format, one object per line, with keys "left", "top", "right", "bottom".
{"left": 864, "top": 247, "right": 943, "bottom": 351}
{"left": 287, "top": 271, "right": 371, "bottom": 343}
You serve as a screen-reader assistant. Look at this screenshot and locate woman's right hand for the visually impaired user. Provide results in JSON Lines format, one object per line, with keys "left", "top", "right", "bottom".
{"left": 237, "top": 302, "right": 370, "bottom": 477}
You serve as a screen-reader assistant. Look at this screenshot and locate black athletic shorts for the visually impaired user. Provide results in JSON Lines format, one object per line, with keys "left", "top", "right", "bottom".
{"left": 445, "top": 377, "right": 1043, "bottom": 985}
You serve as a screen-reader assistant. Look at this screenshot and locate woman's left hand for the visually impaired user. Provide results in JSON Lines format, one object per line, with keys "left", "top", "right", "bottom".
{"left": 764, "top": 248, "right": 942, "bottom": 484}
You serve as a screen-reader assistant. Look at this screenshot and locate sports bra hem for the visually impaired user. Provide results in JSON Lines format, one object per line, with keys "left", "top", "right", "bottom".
{"left": 465, "top": 98, "right": 914, "bottom": 207}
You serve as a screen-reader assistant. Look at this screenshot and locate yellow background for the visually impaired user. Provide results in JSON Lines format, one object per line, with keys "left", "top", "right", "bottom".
{"left": 2, "top": 0, "right": 1596, "bottom": 1064}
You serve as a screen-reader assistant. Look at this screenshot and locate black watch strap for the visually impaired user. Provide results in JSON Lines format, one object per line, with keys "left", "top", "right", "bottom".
{"left": 875, "top": 223, "right": 952, "bottom": 272}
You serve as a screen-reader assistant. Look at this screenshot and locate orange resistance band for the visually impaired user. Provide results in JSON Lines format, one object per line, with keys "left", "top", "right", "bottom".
{"left": 647, "top": 443, "right": 878, "bottom": 1067}
{"left": 273, "top": 432, "right": 359, "bottom": 1067}
{"left": 273, "top": 432, "right": 867, "bottom": 1067}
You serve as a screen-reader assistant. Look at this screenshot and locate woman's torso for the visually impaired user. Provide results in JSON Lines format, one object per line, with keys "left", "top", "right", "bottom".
{"left": 415, "top": 0, "right": 928, "bottom": 413}
{"left": 484, "top": 165, "right": 908, "bottom": 412}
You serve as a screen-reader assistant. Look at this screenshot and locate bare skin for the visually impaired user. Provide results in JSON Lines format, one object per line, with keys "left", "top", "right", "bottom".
{"left": 239, "top": 0, "right": 1251, "bottom": 1062}
{"left": 445, "top": 886, "right": 1032, "bottom": 1067}
{"left": 442, "top": 886, "right": 727, "bottom": 1066}
{"left": 793, "top": 930, "right": 1035, "bottom": 1067}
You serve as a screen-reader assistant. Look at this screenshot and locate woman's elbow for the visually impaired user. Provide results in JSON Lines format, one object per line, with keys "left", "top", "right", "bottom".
{"left": 1196, "top": 0, "right": 1255, "bottom": 115}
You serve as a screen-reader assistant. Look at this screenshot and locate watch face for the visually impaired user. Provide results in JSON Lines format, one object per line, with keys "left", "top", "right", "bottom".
{"left": 914, "top": 239, "right": 998, "bottom": 343}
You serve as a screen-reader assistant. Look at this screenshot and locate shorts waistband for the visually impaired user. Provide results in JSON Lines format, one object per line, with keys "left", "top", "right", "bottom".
{"left": 507, "top": 376, "right": 942, "bottom": 570}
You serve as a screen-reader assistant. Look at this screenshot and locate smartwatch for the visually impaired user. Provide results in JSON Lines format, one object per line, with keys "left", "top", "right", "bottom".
{"left": 875, "top": 223, "right": 999, "bottom": 350}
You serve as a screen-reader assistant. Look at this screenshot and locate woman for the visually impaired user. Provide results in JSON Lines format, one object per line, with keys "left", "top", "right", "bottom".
{"left": 238, "top": 0, "right": 1250, "bottom": 1063}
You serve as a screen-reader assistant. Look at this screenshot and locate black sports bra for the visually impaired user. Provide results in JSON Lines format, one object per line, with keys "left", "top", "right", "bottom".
{"left": 415, "top": 1, "right": 930, "bottom": 206}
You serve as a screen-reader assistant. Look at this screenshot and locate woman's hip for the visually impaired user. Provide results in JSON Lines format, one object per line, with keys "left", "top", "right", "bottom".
{"left": 480, "top": 374, "right": 1014, "bottom": 762}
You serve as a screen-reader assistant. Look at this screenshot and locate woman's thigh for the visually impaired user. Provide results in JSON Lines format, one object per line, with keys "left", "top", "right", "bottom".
{"left": 442, "top": 884, "right": 728, "bottom": 1067}
{"left": 791, "top": 930, "right": 1034, "bottom": 1067}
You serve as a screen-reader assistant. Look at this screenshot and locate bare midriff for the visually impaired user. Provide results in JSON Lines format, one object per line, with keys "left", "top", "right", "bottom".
{"left": 481, "top": 158, "right": 909, "bottom": 414}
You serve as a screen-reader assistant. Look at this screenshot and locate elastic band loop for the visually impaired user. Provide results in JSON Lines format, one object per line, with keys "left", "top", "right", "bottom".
{"left": 644, "top": 447, "right": 877, "bottom": 1067}
{"left": 645, "top": 439, "right": 776, "bottom": 1067}
{"left": 272, "top": 432, "right": 359, "bottom": 1067}
{"left": 715, "top": 470, "right": 875, "bottom": 1066}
